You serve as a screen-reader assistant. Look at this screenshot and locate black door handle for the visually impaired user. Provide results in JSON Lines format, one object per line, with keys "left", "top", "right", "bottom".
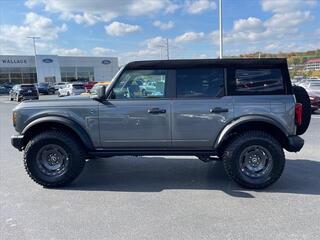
{"left": 148, "top": 108, "right": 166, "bottom": 114}
{"left": 210, "top": 107, "right": 229, "bottom": 113}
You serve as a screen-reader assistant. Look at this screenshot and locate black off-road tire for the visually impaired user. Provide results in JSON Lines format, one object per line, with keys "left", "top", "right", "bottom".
{"left": 222, "top": 131, "right": 285, "bottom": 189}
{"left": 24, "top": 130, "right": 86, "bottom": 188}
{"left": 293, "top": 85, "right": 311, "bottom": 135}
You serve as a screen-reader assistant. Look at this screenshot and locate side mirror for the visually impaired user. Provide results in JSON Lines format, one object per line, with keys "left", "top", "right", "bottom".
{"left": 91, "top": 85, "right": 106, "bottom": 100}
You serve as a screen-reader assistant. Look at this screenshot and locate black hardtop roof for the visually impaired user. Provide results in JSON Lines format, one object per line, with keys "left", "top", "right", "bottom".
{"left": 125, "top": 58, "right": 288, "bottom": 70}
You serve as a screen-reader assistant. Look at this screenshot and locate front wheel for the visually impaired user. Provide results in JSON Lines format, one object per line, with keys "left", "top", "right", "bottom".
{"left": 24, "top": 130, "right": 86, "bottom": 187}
{"left": 222, "top": 131, "right": 285, "bottom": 189}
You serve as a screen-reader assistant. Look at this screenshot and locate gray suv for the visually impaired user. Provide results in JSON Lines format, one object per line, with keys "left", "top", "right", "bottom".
{"left": 11, "top": 59, "right": 311, "bottom": 189}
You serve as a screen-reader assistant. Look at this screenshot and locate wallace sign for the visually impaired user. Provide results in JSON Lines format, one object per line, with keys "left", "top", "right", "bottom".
{"left": 1, "top": 59, "right": 28, "bottom": 64}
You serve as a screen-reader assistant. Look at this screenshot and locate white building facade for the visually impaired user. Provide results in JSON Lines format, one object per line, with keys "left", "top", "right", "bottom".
{"left": 304, "top": 58, "right": 320, "bottom": 71}
{"left": 0, "top": 55, "right": 119, "bottom": 84}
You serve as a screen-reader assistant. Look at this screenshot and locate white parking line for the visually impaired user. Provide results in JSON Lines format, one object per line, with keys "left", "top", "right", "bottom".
{"left": 311, "top": 115, "right": 320, "bottom": 119}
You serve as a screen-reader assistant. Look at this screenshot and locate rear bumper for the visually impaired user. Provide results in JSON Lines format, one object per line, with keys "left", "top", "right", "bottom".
{"left": 11, "top": 135, "right": 24, "bottom": 151}
{"left": 21, "top": 95, "right": 39, "bottom": 100}
{"left": 285, "top": 136, "right": 304, "bottom": 152}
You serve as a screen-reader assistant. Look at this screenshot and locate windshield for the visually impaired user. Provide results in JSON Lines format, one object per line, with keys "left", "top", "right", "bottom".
{"left": 72, "top": 84, "right": 84, "bottom": 89}
{"left": 21, "top": 84, "right": 36, "bottom": 89}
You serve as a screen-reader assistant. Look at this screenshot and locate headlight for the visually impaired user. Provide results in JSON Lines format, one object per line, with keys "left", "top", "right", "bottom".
{"left": 13, "top": 111, "right": 17, "bottom": 127}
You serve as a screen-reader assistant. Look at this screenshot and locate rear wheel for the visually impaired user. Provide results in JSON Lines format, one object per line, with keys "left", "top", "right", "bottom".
{"left": 222, "top": 131, "right": 285, "bottom": 189}
{"left": 24, "top": 130, "right": 86, "bottom": 187}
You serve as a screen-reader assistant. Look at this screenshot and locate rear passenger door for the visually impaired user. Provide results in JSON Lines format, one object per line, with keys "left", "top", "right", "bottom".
{"left": 171, "top": 68, "right": 233, "bottom": 149}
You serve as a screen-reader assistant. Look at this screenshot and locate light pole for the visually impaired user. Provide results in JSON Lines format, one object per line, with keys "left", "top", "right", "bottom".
{"left": 219, "top": 0, "right": 223, "bottom": 59}
{"left": 27, "top": 36, "right": 40, "bottom": 83}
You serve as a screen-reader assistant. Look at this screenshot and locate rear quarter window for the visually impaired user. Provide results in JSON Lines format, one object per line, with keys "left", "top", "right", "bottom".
{"left": 229, "top": 68, "right": 285, "bottom": 95}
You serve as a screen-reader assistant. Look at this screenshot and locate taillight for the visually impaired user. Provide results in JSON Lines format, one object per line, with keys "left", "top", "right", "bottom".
{"left": 295, "top": 103, "right": 302, "bottom": 126}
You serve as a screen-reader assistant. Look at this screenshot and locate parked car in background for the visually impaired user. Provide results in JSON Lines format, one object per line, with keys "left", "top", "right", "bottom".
{"left": 308, "top": 91, "right": 320, "bottom": 112}
{"left": 36, "top": 82, "right": 55, "bottom": 95}
{"left": 54, "top": 82, "right": 67, "bottom": 91}
{"left": 305, "top": 82, "right": 320, "bottom": 113}
{"left": 306, "top": 80, "right": 320, "bottom": 89}
{"left": 9, "top": 84, "right": 39, "bottom": 101}
{"left": 0, "top": 83, "right": 13, "bottom": 94}
{"left": 84, "top": 81, "right": 97, "bottom": 92}
{"left": 81, "top": 81, "right": 111, "bottom": 96}
{"left": 58, "top": 83, "right": 85, "bottom": 97}
{"left": 0, "top": 86, "right": 7, "bottom": 94}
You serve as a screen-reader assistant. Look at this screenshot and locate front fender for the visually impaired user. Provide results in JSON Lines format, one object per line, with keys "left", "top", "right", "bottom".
{"left": 21, "top": 116, "right": 94, "bottom": 150}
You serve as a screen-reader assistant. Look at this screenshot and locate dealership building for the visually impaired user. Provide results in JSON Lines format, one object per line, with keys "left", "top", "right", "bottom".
{"left": 0, "top": 55, "right": 119, "bottom": 85}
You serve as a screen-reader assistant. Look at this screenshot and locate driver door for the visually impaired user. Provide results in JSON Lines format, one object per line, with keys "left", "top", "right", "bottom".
{"left": 99, "top": 69, "right": 171, "bottom": 148}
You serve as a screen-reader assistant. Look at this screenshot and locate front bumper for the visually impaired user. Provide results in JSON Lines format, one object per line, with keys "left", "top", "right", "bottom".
{"left": 286, "top": 136, "right": 304, "bottom": 152}
{"left": 11, "top": 135, "right": 24, "bottom": 151}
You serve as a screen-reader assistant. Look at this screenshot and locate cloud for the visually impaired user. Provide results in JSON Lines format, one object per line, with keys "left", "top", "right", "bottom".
{"left": 51, "top": 48, "right": 85, "bottom": 56}
{"left": 153, "top": 20, "right": 174, "bottom": 30}
{"left": 91, "top": 47, "right": 116, "bottom": 56}
{"left": 261, "top": 0, "right": 317, "bottom": 13}
{"left": 233, "top": 17, "right": 265, "bottom": 32}
{"left": 145, "top": 36, "right": 169, "bottom": 49}
{"left": 105, "top": 22, "right": 141, "bottom": 36}
{"left": 210, "top": 0, "right": 316, "bottom": 47}
{"left": 265, "top": 11, "right": 313, "bottom": 29}
{"left": 25, "top": 0, "right": 179, "bottom": 25}
{"left": 184, "top": 0, "right": 216, "bottom": 14}
{"left": 0, "top": 12, "right": 67, "bottom": 54}
{"left": 119, "top": 36, "right": 168, "bottom": 63}
{"left": 175, "top": 32, "right": 205, "bottom": 43}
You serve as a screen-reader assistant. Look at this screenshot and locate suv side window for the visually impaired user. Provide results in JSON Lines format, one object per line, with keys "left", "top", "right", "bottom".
{"left": 176, "top": 68, "right": 225, "bottom": 98}
{"left": 230, "top": 68, "right": 284, "bottom": 95}
{"left": 110, "top": 70, "right": 167, "bottom": 99}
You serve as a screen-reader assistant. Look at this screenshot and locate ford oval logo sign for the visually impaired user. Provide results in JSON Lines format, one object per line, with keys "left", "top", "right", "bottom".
{"left": 42, "top": 58, "right": 53, "bottom": 63}
{"left": 101, "top": 60, "right": 111, "bottom": 65}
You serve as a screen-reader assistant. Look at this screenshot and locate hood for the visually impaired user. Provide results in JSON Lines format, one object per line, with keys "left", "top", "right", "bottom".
{"left": 13, "top": 95, "right": 94, "bottom": 110}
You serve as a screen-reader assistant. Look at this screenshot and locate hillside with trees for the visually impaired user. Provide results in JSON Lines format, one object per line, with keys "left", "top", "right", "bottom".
{"left": 232, "top": 49, "right": 320, "bottom": 77}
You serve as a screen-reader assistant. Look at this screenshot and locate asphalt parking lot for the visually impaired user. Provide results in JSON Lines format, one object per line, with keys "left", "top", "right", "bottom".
{"left": 0, "top": 95, "right": 319, "bottom": 240}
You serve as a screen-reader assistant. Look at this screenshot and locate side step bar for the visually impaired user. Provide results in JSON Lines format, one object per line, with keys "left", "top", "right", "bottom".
{"left": 88, "top": 149, "right": 218, "bottom": 159}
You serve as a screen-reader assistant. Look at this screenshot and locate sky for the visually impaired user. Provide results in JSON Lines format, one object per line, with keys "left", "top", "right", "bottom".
{"left": 0, "top": 0, "right": 319, "bottom": 64}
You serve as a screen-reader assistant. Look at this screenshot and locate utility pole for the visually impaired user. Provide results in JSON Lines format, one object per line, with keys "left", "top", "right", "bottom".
{"left": 28, "top": 36, "right": 41, "bottom": 83}
{"left": 219, "top": 0, "right": 223, "bottom": 59}
{"left": 157, "top": 38, "right": 170, "bottom": 60}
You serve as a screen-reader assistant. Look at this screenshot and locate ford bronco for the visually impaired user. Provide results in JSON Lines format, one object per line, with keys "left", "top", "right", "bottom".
{"left": 11, "top": 59, "right": 311, "bottom": 189}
